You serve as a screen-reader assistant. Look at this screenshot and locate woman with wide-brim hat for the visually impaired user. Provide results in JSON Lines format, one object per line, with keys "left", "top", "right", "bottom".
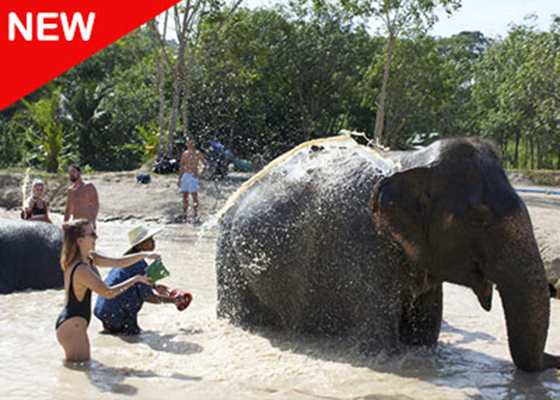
{"left": 94, "top": 225, "right": 190, "bottom": 335}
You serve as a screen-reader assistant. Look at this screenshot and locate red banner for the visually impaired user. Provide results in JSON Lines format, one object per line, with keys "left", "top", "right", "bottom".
{"left": 0, "top": 0, "right": 180, "bottom": 110}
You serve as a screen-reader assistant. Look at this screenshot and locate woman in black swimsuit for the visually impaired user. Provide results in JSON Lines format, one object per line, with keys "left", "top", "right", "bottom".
{"left": 23, "top": 180, "right": 52, "bottom": 223}
{"left": 55, "top": 219, "right": 159, "bottom": 362}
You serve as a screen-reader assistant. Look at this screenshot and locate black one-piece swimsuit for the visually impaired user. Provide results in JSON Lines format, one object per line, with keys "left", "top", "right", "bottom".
{"left": 55, "top": 263, "right": 92, "bottom": 330}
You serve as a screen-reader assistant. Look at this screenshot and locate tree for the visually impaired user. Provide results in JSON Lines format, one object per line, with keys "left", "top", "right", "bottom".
{"left": 332, "top": 0, "right": 461, "bottom": 144}
{"left": 148, "top": 0, "right": 244, "bottom": 159}
{"left": 371, "top": 33, "right": 453, "bottom": 148}
{"left": 21, "top": 88, "right": 68, "bottom": 172}
{"left": 437, "top": 31, "right": 490, "bottom": 137}
{"left": 190, "top": 5, "right": 378, "bottom": 158}
{"left": 472, "top": 16, "right": 560, "bottom": 169}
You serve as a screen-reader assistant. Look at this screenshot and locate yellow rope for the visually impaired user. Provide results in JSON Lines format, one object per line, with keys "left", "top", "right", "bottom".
{"left": 217, "top": 134, "right": 398, "bottom": 218}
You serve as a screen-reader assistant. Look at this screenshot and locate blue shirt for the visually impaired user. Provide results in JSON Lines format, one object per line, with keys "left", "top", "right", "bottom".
{"left": 93, "top": 260, "right": 153, "bottom": 327}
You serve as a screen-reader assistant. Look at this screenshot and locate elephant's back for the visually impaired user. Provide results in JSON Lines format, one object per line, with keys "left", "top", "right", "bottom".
{"left": 225, "top": 137, "right": 397, "bottom": 222}
{"left": 0, "top": 219, "right": 63, "bottom": 294}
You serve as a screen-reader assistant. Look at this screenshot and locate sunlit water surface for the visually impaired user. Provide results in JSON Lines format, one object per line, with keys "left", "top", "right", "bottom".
{"left": 1, "top": 217, "right": 560, "bottom": 399}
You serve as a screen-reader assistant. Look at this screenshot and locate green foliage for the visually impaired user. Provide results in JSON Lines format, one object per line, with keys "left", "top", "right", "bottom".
{"left": 136, "top": 122, "right": 163, "bottom": 163}
{"left": 336, "top": 0, "right": 461, "bottom": 33}
{"left": 0, "top": 115, "right": 26, "bottom": 168}
{"left": 367, "top": 33, "right": 455, "bottom": 147}
{"left": 0, "top": 7, "right": 558, "bottom": 172}
{"left": 471, "top": 17, "right": 560, "bottom": 169}
{"left": 190, "top": 5, "right": 379, "bottom": 158}
{"left": 21, "top": 88, "right": 69, "bottom": 172}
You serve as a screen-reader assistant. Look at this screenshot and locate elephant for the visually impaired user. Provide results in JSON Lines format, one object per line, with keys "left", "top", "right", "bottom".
{"left": 216, "top": 135, "right": 560, "bottom": 372}
{"left": 0, "top": 219, "right": 63, "bottom": 294}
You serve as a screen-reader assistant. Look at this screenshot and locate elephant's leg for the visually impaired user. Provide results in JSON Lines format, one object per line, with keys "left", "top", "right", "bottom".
{"left": 216, "top": 228, "right": 279, "bottom": 328}
{"left": 353, "top": 289, "right": 403, "bottom": 355}
{"left": 399, "top": 284, "right": 443, "bottom": 347}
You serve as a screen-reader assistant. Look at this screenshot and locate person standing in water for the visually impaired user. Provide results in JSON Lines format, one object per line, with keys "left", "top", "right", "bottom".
{"left": 22, "top": 179, "right": 52, "bottom": 223}
{"left": 64, "top": 165, "right": 99, "bottom": 228}
{"left": 178, "top": 139, "right": 207, "bottom": 221}
{"left": 55, "top": 219, "right": 159, "bottom": 362}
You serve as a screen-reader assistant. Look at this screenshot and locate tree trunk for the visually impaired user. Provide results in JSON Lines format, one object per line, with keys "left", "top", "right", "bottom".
{"left": 502, "top": 137, "right": 508, "bottom": 168}
{"left": 374, "top": 33, "right": 396, "bottom": 145}
{"left": 529, "top": 137, "right": 538, "bottom": 169}
{"left": 148, "top": 19, "right": 167, "bottom": 158}
{"left": 166, "top": 7, "right": 189, "bottom": 158}
{"left": 167, "top": 79, "right": 181, "bottom": 158}
{"left": 513, "top": 131, "right": 521, "bottom": 169}
{"left": 181, "top": 46, "right": 194, "bottom": 142}
{"left": 156, "top": 59, "right": 166, "bottom": 158}
{"left": 536, "top": 137, "right": 544, "bottom": 169}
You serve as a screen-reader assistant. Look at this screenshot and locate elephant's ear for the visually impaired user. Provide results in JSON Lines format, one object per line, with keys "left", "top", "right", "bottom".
{"left": 371, "top": 168, "right": 431, "bottom": 262}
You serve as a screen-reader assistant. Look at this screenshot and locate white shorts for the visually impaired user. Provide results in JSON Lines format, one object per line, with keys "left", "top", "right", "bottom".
{"left": 180, "top": 173, "right": 199, "bottom": 193}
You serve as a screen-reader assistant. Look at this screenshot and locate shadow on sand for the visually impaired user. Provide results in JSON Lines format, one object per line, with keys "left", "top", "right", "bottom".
{"left": 64, "top": 359, "right": 201, "bottom": 396}
{"left": 248, "top": 320, "right": 560, "bottom": 398}
{"left": 61, "top": 330, "right": 204, "bottom": 395}
{"left": 115, "top": 330, "right": 204, "bottom": 356}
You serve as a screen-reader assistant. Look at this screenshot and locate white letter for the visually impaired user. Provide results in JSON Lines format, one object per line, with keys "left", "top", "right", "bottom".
{"left": 9, "top": 12, "right": 32, "bottom": 41}
{"left": 60, "top": 12, "right": 95, "bottom": 41}
{"left": 37, "top": 13, "right": 59, "bottom": 41}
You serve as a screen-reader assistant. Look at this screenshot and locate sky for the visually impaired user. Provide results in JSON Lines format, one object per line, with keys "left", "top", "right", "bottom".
{"left": 242, "top": 0, "right": 558, "bottom": 38}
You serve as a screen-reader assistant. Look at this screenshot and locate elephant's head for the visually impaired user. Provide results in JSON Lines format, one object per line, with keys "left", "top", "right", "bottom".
{"left": 372, "top": 137, "right": 559, "bottom": 371}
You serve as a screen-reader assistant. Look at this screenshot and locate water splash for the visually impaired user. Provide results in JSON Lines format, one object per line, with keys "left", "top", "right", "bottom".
{"left": 20, "top": 167, "right": 30, "bottom": 211}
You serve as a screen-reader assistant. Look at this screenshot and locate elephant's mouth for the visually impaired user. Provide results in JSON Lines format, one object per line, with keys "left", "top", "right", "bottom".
{"left": 472, "top": 259, "right": 493, "bottom": 311}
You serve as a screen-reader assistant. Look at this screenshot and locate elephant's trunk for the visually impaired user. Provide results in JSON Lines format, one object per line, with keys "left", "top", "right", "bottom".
{"left": 492, "top": 216, "right": 551, "bottom": 372}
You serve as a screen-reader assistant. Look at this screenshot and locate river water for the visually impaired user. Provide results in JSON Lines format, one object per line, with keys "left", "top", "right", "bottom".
{"left": 1, "top": 205, "right": 560, "bottom": 399}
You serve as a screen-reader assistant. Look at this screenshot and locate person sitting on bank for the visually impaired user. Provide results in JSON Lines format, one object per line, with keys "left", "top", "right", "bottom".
{"left": 94, "top": 225, "right": 187, "bottom": 335}
{"left": 22, "top": 179, "right": 52, "bottom": 223}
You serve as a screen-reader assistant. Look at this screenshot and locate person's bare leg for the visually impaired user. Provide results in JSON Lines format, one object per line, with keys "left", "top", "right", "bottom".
{"left": 56, "top": 317, "right": 91, "bottom": 362}
{"left": 192, "top": 193, "right": 199, "bottom": 219}
{"left": 182, "top": 192, "right": 190, "bottom": 219}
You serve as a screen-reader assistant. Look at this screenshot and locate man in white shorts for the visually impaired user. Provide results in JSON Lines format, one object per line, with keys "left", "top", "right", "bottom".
{"left": 178, "top": 139, "right": 207, "bottom": 221}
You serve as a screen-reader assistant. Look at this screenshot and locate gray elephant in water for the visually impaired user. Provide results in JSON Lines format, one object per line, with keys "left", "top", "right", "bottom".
{"left": 216, "top": 136, "right": 560, "bottom": 372}
{"left": 0, "top": 219, "right": 63, "bottom": 294}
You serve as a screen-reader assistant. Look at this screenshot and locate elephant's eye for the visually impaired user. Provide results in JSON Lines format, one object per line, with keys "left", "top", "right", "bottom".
{"left": 469, "top": 214, "right": 488, "bottom": 226}
{"left": 467, "top": 206, "right": 492, "bottom": 227}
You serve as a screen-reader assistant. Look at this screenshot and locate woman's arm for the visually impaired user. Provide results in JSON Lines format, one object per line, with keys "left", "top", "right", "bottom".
{"left": 144, "top": 293, "right": 184, "bottom": 304}
{"left": 25, "top": 197, "right": 34, "bottom": 211}
{"left": 74, "top": 265, "right": 153, "bottom": 299}
{"left": 64, "top": 190, "right": 73, "bottom": 223}
{"left": 43, "top": 201, "right": 52, "bottom": 224}
{"left": 22, "top": 197, "right": 33, "bottom": 219}
{"left": 90, "top": 250, "right": 161, "bottom": 268}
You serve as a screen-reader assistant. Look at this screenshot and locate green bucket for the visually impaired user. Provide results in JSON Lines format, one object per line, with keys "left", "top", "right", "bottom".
{"left": 145, "top": 259, "right": 170, "bottom": 282}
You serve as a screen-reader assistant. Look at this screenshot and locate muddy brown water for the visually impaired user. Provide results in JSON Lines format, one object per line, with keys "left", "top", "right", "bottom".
{"left": 1, "top": 191, "right": 560, "bottom": 399}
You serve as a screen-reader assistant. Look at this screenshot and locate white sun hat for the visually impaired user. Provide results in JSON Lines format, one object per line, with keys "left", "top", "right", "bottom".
{"left": 124, "top": 225, "right": 163, "bottom": 254}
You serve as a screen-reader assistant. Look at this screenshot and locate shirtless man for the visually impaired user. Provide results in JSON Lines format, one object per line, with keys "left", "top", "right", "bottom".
{"left": 178, "top": 139, "right": 207, "bottom": 221}
{"left": 64, "top": 165, "right": 99, "bottom": 227}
